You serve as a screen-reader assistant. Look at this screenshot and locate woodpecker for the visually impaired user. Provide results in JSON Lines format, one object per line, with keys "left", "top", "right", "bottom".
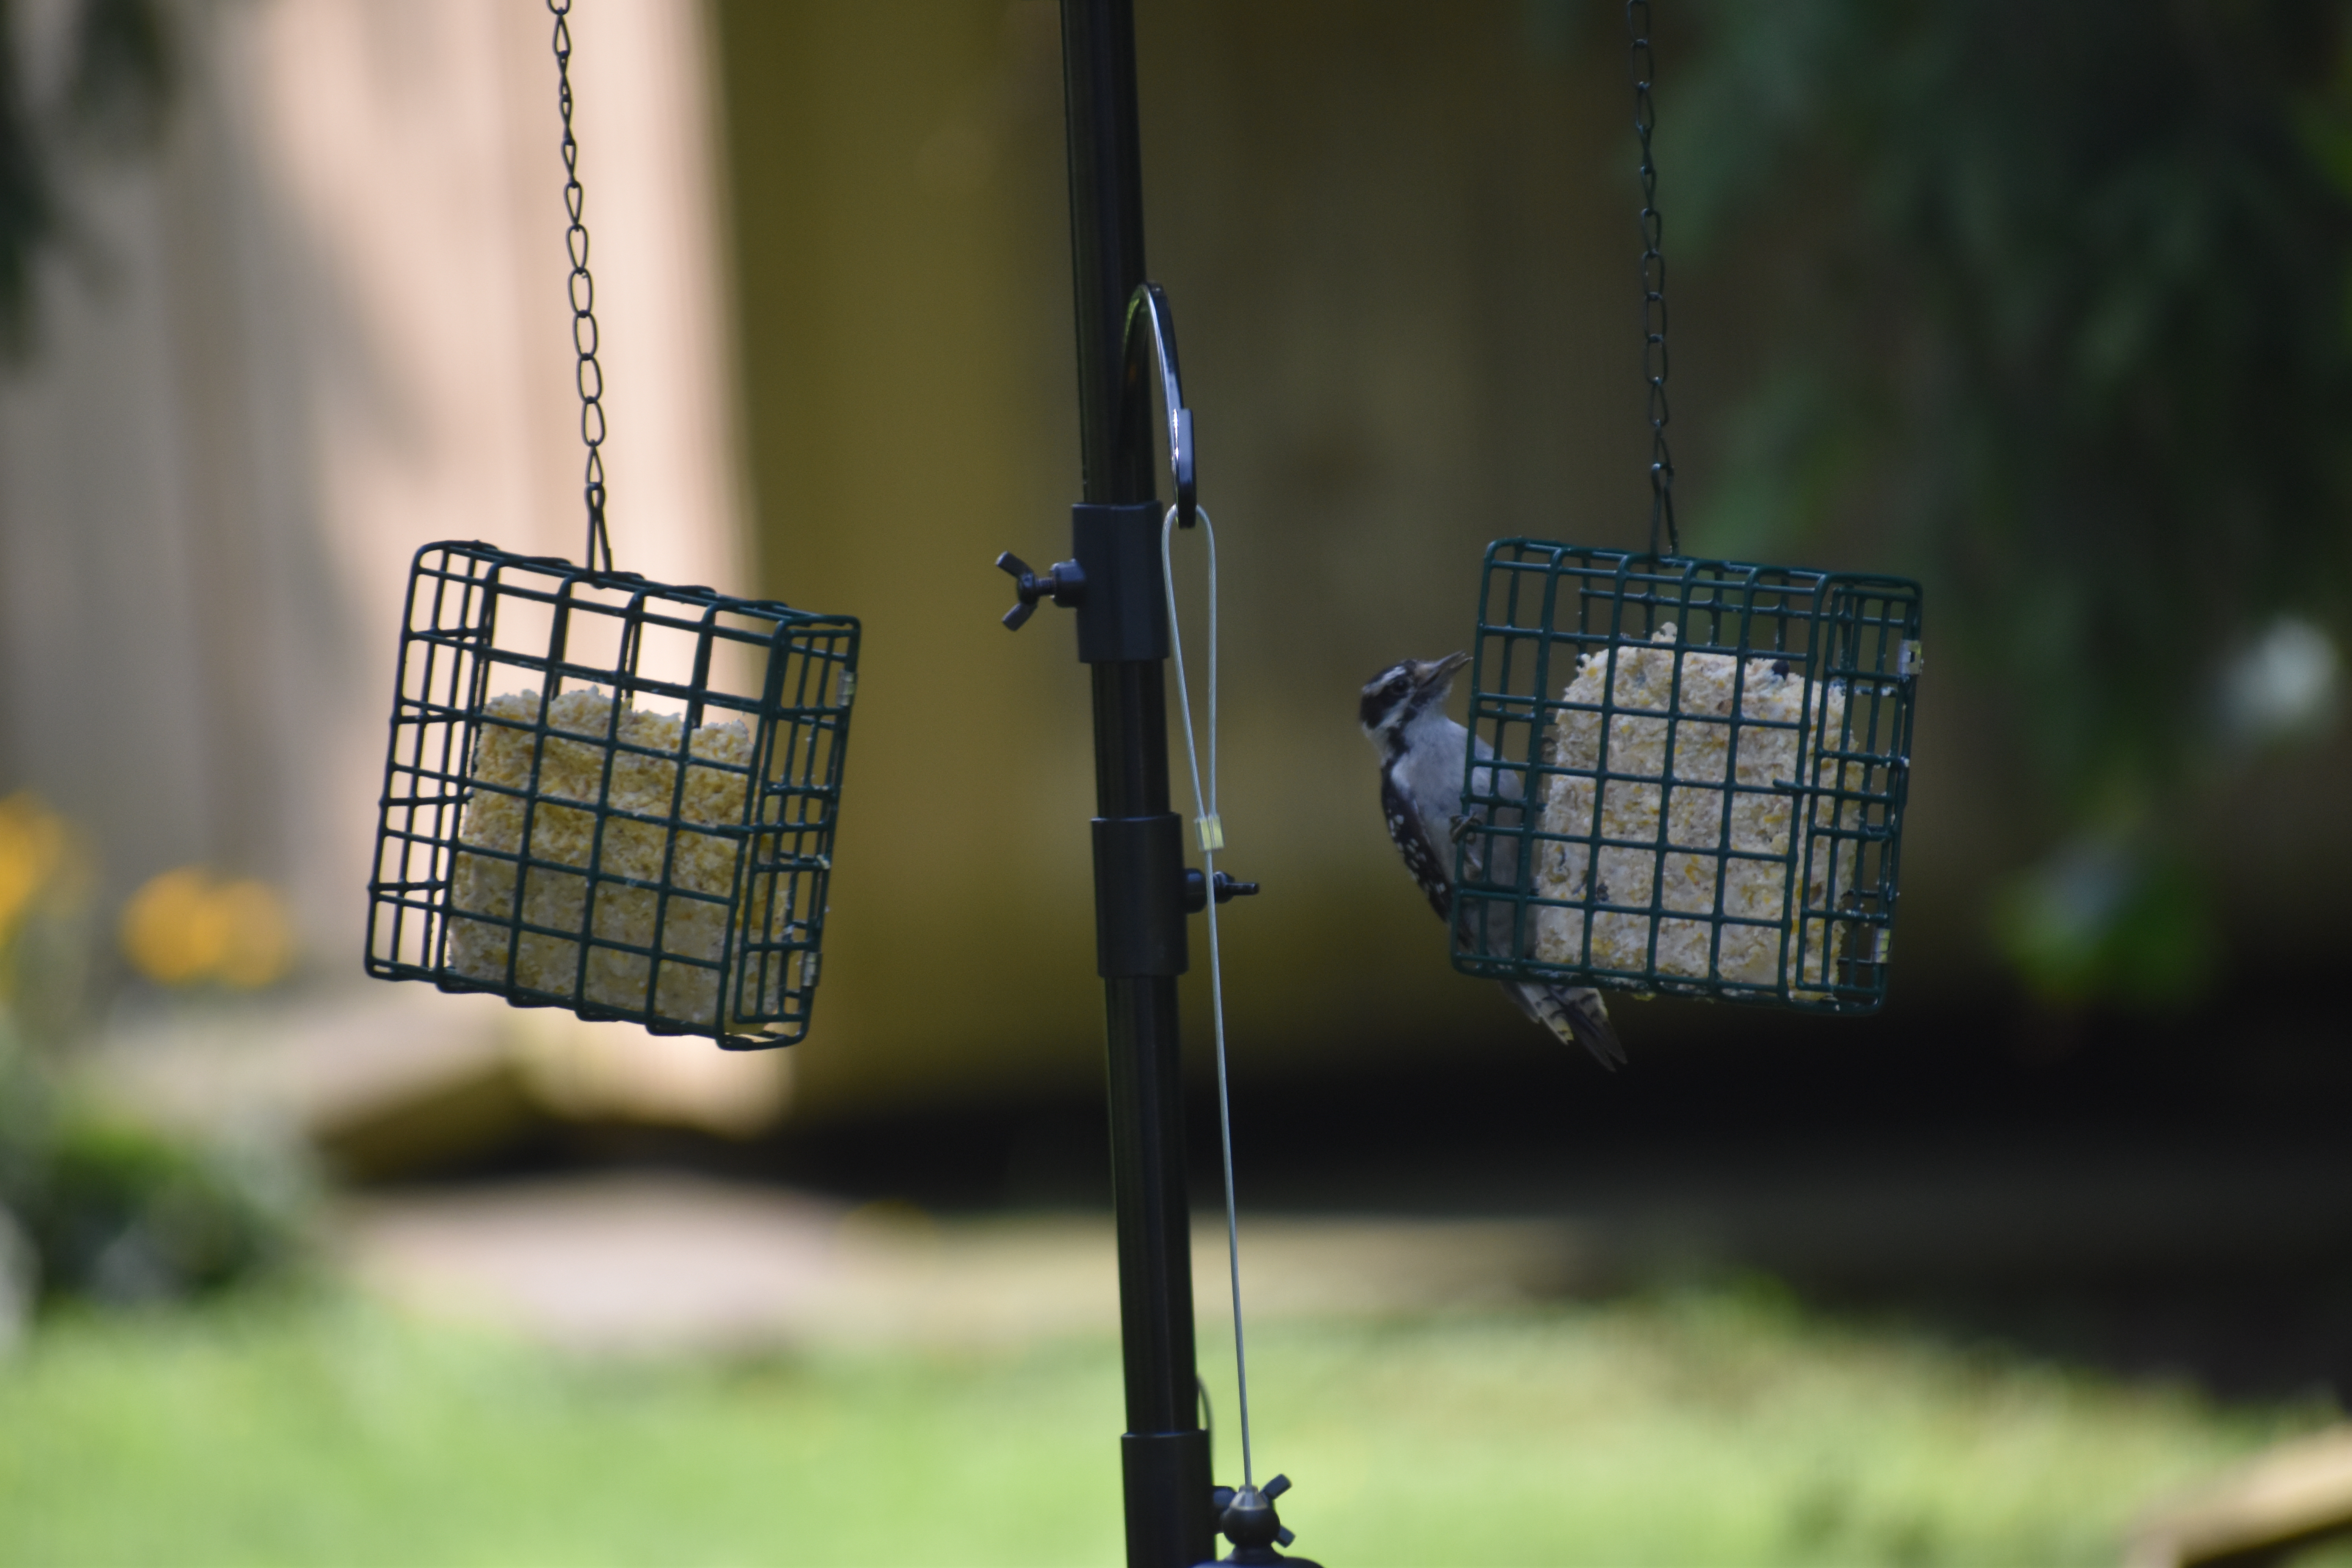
{"left": 1360, "top": 652, "right": 1626, "bottom": 1069}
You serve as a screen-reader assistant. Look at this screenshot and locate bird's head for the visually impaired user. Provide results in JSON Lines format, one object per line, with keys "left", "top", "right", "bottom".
{"left": 1359, "top": 652, "right": 1470, "bottom": 748}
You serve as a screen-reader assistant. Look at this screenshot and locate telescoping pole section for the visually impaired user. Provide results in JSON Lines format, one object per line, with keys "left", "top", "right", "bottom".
{"left": 1056, "top": 3, "right": 1216, "bottom": 1566}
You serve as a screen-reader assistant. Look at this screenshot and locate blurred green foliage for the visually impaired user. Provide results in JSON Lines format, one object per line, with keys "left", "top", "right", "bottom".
{"left": 0, "top": 1285, "right": 2325, "bottom": 1565}
{"left": 1676, "top": 0, "right": 2352, "bottom": 789}
{"left": 1992, "top": 841, "right": 2222, "bottom": 1007}
{"left": 0, "top": 0, "right": 169, "bottom": 352}
{"left": 1666, "top": 0, "right": 2352, "bottom": 1000}
{"left": 0, "top": 1025, "right": 309, "bottom": 1319}
{"left": 0, "top": 792, "right": 306, "bottom": 1322}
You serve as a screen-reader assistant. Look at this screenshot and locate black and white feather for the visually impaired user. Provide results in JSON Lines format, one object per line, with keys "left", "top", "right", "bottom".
{"left": 1359, "top": 653, "right": 1626, "bottom": 1069}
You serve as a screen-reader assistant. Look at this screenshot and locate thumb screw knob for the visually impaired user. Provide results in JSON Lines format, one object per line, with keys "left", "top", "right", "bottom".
{"left": 996, "top": 552, "right": 1040, "bottom": 630}
{"left": 995, "top": 552, "right": 1085, "bottom": 631}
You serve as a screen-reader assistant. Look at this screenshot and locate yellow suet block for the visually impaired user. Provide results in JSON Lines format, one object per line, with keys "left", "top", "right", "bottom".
{"left": 1532, "top": 624, "right": 1860, "bottom": 993}
{"left": 450, "top": 688, "right": 756, "bottom": 1027}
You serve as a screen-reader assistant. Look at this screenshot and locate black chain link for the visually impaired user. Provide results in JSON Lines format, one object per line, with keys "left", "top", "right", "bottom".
{"left": 550, "top": 0, "right": 612, "bottom": 573}
{"left": 1628, "top": 1, "right": 1679, "bottom": 557}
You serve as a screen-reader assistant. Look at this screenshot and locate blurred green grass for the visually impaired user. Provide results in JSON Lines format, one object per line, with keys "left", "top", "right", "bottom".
{"left": 0, "top": 1283, "right": 2328, "bottom": 1567}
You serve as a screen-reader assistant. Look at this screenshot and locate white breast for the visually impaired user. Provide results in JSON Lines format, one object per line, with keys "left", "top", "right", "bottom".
{"left": 1392, "top": 708, "right": 1471, "bottom": 815}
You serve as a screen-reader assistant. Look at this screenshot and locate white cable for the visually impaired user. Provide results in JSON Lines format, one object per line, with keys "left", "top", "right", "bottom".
{"left": 1161, "top": 503, "right": 1254, "bottom": 1492}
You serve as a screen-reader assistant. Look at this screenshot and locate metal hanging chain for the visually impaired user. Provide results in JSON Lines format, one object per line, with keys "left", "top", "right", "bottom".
{"left": 1161, "top": 504, "right": 1258, "bottom": 1492}
{"left": 1629, "top": 0, "right": 1679, "bottom": 557}
{"left": 550, "top": 0, "right": 613, "bottom": 573}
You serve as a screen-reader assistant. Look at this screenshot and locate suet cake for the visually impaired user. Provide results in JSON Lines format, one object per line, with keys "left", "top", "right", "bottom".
{"left": 1533, "top": 624, "right": 1858, "bottom": 992}
{"left": 448, "top": 687, "right": 755, "bottom": 1027}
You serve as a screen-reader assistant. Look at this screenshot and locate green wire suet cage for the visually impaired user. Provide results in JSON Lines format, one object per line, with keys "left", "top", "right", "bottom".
{"left": 1452, "top": 543, "right": 1920, "bottom": 1013}
{"left": 367, "top": 542, "right": 858, "bottom": 1047}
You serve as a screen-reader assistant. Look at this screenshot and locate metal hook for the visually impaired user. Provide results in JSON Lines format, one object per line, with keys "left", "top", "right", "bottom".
{"left": 1122, "top": 281, "right": 1196, "bottom": 527}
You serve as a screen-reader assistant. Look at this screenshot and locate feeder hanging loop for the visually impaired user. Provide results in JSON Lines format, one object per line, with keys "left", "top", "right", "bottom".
{"left": 1124, "top": 283, "right": 1195, "bottom": 528}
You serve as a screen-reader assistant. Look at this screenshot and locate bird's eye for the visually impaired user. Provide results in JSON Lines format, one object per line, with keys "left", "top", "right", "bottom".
{"left": 1387, "top": 677, "right": 1408, "bottom": 697}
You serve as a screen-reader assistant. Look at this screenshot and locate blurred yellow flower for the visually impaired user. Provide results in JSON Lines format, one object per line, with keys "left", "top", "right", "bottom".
{"left": 121, "top": 868, "right": 295, "bottom": 989}
{"left": 122, "top": 869, "right": 218, "bottom": 985}
{"left": 0, "top": 792, "right": 68, "bottom": 951}
{"left": 214, "top": 880, "right": 295, "bottom": 989}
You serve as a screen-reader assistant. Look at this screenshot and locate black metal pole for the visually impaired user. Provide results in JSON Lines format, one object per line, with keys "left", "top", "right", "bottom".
{"left": 1057, "top": 4, "right": 1215, "bottom": 1567}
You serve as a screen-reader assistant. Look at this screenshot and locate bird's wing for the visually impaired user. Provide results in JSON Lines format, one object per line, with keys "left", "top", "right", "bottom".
{"left": 1504, "top": 981, "right": 1627, "bottom": 1070}
{"left": 1381, "top": 769, "right": 1454, "bottom": 923}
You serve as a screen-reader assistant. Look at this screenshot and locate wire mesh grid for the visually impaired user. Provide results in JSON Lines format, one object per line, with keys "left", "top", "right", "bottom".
{"left": 1454, "top": 542, "right": 1921, "bottom": 1012}
{"left": 367, "top": 542, "right": 858, "bottom": 1047}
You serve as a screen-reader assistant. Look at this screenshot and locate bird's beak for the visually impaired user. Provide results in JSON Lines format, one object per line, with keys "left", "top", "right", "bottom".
{"left": 1419, "top": 651, "right": 1472, "bottom": 691}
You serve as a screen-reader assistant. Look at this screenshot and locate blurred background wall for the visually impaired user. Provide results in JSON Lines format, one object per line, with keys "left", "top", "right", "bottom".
{"left": 716, "top": 0, "right": 2352, "bottom": 1123}
{"left": 0, "top": 0, "right": 2344, "bottom": 1140}
{"left": 0, "top": 0, "right": 744, "bottom": 941}
{"left": 715, "top": 0, "right": 1907, "bottom": 1120}
{"left": 0, "top": 0, "right": 787, "bottom": 1123}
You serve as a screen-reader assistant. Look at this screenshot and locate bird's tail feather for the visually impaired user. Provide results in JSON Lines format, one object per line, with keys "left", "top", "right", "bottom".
{"left": 1507, "top": 981, "right": 1627, "bottom": 1071}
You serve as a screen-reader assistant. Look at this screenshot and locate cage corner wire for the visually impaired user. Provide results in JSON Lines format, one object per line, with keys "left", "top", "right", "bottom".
{"left": 362, "top": 2, "right": 860, "bottom": 1051}
{"left": 1449, "top": 1, "right": 1924, "bottom": 1016}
